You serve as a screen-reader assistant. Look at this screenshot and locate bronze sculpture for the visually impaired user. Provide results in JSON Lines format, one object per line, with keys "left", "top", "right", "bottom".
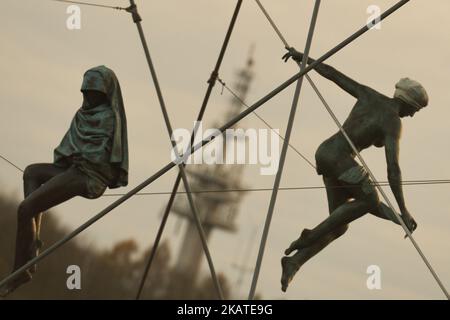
{"left": 280, "top": 48, "right": 429, "bottom": 292}
{"left": 0, "top": 66, "right": 129, "bottom": 296}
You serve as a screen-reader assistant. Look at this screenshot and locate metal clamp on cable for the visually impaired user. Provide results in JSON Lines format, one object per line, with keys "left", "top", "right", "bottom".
{"left": 126, "top": 1, "right": 142, "bottom": 23}
{"left": 207, "top": 70, "right": 219, "bottom": 85}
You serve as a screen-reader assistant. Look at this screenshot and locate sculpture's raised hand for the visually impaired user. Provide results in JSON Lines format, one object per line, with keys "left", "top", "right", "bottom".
{"left": 402, "top": 209, "right": 418, "bottom": 237}
{"left": 282, "top": 47, "right": 304, "bottom": 63}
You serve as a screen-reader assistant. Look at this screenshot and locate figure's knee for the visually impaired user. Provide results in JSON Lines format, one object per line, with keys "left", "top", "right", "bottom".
{"left": 333, "top": 224, "right": 349, "bottom": 238}
{"left": 315, "top": 147, "right": 328, "bottom": 166}
{"left": 23, "top": 164, "right": 41, "bottom": 182}
{"left": 17, "top": 200, "right": 35, "bottom": 222}
{"left": 355, "top": 180, "right": 380, "bottom": 212}
{"left": 365, "top": 191, "right": 380, "bottom": 212}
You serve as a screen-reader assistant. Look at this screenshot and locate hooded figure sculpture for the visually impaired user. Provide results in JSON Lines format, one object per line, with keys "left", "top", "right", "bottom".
{"left": 0, "top": 66, "right": 128, "bottom": 296}
{"left": 54, "top": 65, "right": 129, "bottom": 194}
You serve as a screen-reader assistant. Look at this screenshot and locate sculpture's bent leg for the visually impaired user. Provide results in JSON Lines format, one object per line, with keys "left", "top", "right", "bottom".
{"left": 1, "top": 166, "right": 90, "bottom": 296}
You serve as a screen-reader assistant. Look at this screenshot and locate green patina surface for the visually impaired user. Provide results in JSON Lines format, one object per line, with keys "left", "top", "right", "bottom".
{"left": 54, "top": 66, "right": 128, "bottom": 192}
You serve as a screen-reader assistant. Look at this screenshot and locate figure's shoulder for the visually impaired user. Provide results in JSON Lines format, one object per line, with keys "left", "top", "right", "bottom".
{"left": 383, "top": 112, "right": 402, "bottom": 138}
{"left": 360, "top": 86, "right": 398, "bottom": 113}
{"left": 359, "top": 85, "right": 387, "bottom": 100}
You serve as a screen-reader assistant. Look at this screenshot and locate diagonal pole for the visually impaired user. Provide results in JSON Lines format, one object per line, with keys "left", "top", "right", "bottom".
{"left": 126, "top": 1, "right": 223, "bottom": 299}
{"left": 248, "top": 0, "right": 322, "bottom": 300}
{"left": 134, "top": 0, "right": 243, "bottom": 300}
{"left": 0, "top": 0, "right": 410, "bottom": 291}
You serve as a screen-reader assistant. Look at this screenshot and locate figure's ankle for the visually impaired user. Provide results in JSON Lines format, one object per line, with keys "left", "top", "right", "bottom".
{"left": 286, "top": 255, "right": 304, "bottom": 269}
{"left": 294, "top": 228, "right": 313, "bottom": 249}
{"left": 35, "top": 238, "right": 44, "bottom": 250}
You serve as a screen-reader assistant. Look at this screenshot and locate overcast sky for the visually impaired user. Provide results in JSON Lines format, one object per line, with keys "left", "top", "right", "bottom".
{"left": 1, "top": 0, "right": 449, "bottom": 299}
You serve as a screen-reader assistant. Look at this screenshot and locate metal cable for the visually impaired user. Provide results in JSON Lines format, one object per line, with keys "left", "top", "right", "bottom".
{"left": 0, "top": 154, "right": 23, "bottom": 172}
{"left": 2, "top": 152, "right": 449, "bottom": 196}
{"left": 102, "top": 180, "right": 450, "bottom": 197}
{"left": 50, "top": 0, "right": 126, "bottom": 10}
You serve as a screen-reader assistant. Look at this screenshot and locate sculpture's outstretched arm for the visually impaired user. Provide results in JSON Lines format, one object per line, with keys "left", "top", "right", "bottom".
{"left": 384, "top": 122, "right": 417, "bottom": 233}
{"left": 282, "top": 48, "right": 366, "bottom": 99}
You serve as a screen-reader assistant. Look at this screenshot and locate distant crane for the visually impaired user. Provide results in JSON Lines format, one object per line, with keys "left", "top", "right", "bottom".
{"left": 172, "top": 48, "right": 255, "bottom": 283}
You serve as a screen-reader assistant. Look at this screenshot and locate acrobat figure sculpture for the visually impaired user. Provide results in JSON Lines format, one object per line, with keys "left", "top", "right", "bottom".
{"left": 280, "top": 48, "right": 429, "bottom": 292}
{"left": 0, "top": 66, "right": 129, "bottom": 296}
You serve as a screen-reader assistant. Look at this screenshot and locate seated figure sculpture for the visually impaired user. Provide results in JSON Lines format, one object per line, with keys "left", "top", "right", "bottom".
{"left": 1, "top": 66, "right": 129, "bottom": 296}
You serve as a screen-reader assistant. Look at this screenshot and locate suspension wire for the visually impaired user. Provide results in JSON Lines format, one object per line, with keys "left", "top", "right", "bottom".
{"left": 134, "top": 0, "right": 244, "bottom": 300}
{"left": 0, "top": 0, "right": 423, "bottom": 296}
{"left": 50, "top": 0, "right": 126, "bottom": 10}
{"left": 217, "top": 77, "right": 317, "bottom": 170}
{"left": 0, "top": 154, "right": 24, "bottom": 173}
{"left": 126, "top": 1, "right": 224, "bottom": 299}
{"left": 248, "top": 0, "right": 321, "bottom": 300}
{"left": 254, "top": 0, "right": 449, "bottom": 300}
{"left": 2, "top": 151, "right": 449, "bottom": 196}
{"left": 102, "top": 180, "right": 450, "bottom": 197}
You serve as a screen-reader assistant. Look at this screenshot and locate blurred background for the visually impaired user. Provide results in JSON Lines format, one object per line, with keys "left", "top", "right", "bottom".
{"left": 0, "top": 0, "right": 449, "bottom": 299}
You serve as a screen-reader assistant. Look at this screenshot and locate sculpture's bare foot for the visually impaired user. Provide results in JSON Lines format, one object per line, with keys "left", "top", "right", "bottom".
{"left": 0, "top": 271, "right": 32, "bottom": 298}
{"left": 281, "top": 256, "right": 300, "bottom": 292}
{"left": 284, "top": 229, "right": 312, "bottom": 255}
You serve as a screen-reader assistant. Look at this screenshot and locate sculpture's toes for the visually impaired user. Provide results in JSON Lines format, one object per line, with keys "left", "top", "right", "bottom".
{"left": 281, "top": 257, "right": 299, "bottom": 293}
{"left": 284, "top": 239, "right": 299, "bottom": 256}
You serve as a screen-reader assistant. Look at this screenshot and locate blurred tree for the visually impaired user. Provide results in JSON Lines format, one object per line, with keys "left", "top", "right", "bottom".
{"left": 0, "top": 193, "right": 235, "bottom": 300}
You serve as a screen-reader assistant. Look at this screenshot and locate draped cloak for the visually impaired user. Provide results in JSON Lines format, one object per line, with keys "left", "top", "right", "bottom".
{"left": 53, "top": 66, "right": 129, "bottom": 192}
